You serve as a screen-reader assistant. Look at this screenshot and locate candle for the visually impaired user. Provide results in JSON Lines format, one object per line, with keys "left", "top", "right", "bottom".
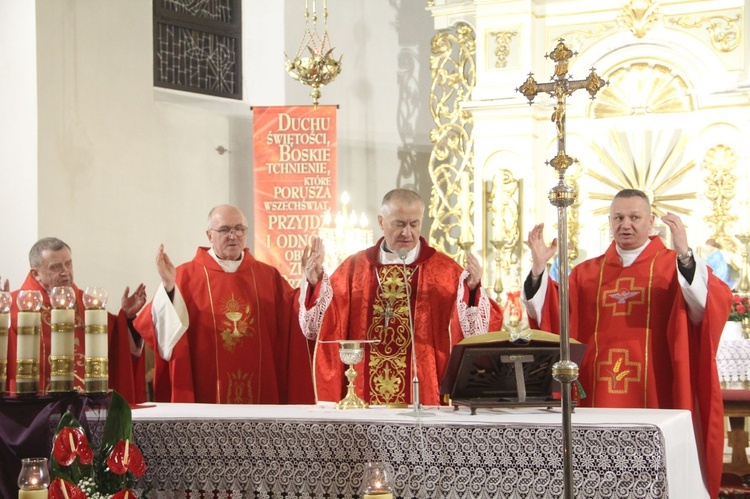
{"left": 18, "top": 490, "right": 47, "bottom": 499}
{"left": 17, "top": 457, "right": 49, "bottom": 498}
{"left": 0, "top": 311, "right": 8, "bottom": 392}
{"left": 84, "top": 308, "right": 109, "bottom": 392}
{"left": 84, "top": 287, "right": 109, "bottom": 393}
{"left": 16, "top": 310, "right": 41, "bottom": 394}
{"left": 49, "top": 287, "right": 76, "bottom": 393}
{"left": 493, "top": 174, "right": 504, "bottom": 241}
{"left": 363, "top": 495, "right": 393, "bottom": 499}
{"left": 459, "top": 172, "right": 473, "bottom": 244}
{"left": 0, "top": 291, "right": 9, "bottom": 392}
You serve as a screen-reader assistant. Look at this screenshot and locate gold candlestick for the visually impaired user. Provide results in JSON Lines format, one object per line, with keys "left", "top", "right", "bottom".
{"left": 489, "top": 240, "right": 504, "bottom": 298}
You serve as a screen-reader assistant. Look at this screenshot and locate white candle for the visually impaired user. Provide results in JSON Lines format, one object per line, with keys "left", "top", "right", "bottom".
{"left": 50, "top": 308, "right": 75, "bottom": 391}
{"left": 0, "top": 312, "right": 9, "bottom": 359}
{"left": 85, "top": 308, "right": 109, "bottom": 392}
{"left": 493, "top": 175, "right": 504, "bottom": 241}
{"left": 16, "top": 311, "right": 41, "bottom": 360}
{"left": 363, "top": 495, "right": 393, "bottom": 499}
{"left": 85, "top": 309, "right": 108, "bottom": 358}
{"left": 459, "top": 172, "right": 473, "bottom": 243}
{"left": 0, "top": 312, "right": 8, "bottom": 389}
{"left": 16, "top": 311, "right": 41, "bottom": 392}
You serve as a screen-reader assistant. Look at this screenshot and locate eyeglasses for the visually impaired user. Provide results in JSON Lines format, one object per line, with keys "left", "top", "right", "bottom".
{"left": 210, "top": 225, "right": 248, "bottom": 236}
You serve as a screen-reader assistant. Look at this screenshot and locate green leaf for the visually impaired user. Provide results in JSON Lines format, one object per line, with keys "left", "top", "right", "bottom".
{"left": 101, "top": 390, "right": 133, "bottom": 448}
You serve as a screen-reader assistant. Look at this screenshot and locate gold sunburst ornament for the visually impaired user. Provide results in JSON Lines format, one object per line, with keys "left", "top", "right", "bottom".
{"left": 285, "top": 0, "right": 342, "bottom": 107}
{"left": 587, "top": 129, "right": 697, "bottom": 218}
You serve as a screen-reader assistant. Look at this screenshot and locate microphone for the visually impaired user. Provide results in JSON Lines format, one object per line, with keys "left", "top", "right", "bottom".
{"left": 398, "top": 248, "right": 421, "bottom": 412}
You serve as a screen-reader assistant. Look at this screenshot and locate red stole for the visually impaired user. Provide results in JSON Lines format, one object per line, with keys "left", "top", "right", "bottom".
{"left": 137, "top": 247, "right": 314, "bottom": 405}
{"left": 532, "top": 237, "right": 731, "bottom": 498}
{"left": 7, "top": 273, "right": 146, "bottom": 403}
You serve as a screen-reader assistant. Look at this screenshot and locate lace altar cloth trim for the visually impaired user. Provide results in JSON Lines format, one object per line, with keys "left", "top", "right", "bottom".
{"left": 134, "top": 419, "right": 667, "bottom": 498}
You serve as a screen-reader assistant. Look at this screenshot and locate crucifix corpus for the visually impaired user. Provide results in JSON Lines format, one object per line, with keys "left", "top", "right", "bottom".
{"left": 516, "top": 39, "right": 607, "bottom": 499}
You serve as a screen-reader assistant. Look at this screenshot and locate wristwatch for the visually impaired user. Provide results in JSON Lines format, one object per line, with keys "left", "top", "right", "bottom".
{"left": 676, "top": 248, "right": 693, "bottom": 262}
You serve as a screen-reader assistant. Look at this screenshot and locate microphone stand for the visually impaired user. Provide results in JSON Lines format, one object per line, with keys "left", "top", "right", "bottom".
{"left": 398, "top": 249, "right": 434, "bottom": 418}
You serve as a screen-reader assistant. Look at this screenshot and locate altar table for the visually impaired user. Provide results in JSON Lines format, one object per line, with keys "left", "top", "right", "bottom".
{"left": 131, "top": 403, "right": 707, "bottom": 499}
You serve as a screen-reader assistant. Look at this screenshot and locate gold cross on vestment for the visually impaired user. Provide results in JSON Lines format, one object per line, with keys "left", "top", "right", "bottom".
{"left": 379, "top": 302, "right": 395, "bottom": 328}
{"left": 517, "top": 39, "right": 607, "bottom": 178}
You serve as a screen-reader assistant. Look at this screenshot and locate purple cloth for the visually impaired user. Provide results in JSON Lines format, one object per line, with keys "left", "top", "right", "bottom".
{"left": 0, "top": 393, "right": 110, "bottom": 498}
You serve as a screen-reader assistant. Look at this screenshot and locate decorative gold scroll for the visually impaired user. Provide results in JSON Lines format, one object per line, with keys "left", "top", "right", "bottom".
{"left": 427, "top": 23, "right": 476, "bottom": 260}
{"left": 670, "top": 14, "right": 741, "bottom": 53}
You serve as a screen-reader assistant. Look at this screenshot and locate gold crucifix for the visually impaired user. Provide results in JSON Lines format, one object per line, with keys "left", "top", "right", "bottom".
{"left": 517, "top": 39, "right": 606, "bottom": 177}
{"left": 515, "top": 39, "right": 607, "bottom": 499}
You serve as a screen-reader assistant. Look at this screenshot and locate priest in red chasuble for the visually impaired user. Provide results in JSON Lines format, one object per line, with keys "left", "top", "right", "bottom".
{"left": 300, "top": 189, "right": 504, "bottom": 406}
{"left": 6, "top": 238, "right": 147, "bottom": 403}
{"left": 522, "top": 189, "right": 732, "bottom": 498}
{"left": 135, "top": 205, "right": 315, "bottom": 405}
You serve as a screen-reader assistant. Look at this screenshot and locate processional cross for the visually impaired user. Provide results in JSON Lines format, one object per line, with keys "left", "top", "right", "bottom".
{"left": 516, "top": 39, "right": 606, "bottom": 499}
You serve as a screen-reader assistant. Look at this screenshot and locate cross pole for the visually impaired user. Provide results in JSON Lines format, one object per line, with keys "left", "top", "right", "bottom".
{"left": 516, "top": 39, "right": 606, "bottom": 499}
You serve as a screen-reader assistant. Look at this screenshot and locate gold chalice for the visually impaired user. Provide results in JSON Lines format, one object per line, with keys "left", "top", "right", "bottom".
{"left": 336, "top": 341, "right": 368, "bottom": 409}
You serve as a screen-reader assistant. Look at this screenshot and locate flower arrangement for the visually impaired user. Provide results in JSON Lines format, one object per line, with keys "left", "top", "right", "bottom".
{"left": 729, "top": 294, "right": 750, "bottom": 322}
{"left": 48, "top": 391, "right": 146, "bottom": 499}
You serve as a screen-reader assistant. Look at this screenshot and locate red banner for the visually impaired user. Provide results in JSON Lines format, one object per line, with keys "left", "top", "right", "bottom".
{"left": 253, "top": 105, "right": 337, "bottom": 287}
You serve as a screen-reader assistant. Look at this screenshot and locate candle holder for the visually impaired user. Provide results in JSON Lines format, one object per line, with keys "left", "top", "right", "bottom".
{"left": 458, "top": 240, "right": 474, "bottom": 267}
{"left": 360, "top": 461, "right": 394, "bottom": 499}
{"left": 16, "top": 290, "right": 43, "bottom": 395}
{"left": 336, "top": 341, "right": 369, "bottom": 410}
{"left": 17, "top": 457, "right": 50, "bottom": 498}
{"left": 489, "top": 240, "right": 504, "bottom": 298}
{"left": 49, "top": 286, "right": 76, "bottom": 393}
{"left": 83, "top": 287, "right": 109, "bottom": 393}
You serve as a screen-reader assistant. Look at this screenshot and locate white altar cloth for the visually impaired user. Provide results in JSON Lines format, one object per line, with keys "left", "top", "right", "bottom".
{"left": 131, "top": 403, "right": 707, "bottom": 498}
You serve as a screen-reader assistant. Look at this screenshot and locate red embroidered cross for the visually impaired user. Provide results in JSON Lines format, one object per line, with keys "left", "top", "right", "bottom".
{"left": 596, "top": 348, "right": 641, "bottom": 394}
{"left": 602, "top": 277, "right": 645, "bottom": 316}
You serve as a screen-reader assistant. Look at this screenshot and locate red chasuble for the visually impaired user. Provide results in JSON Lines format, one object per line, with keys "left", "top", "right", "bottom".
{"left": 314, "top": 238, "right": 504, "bottom": 406}
{"left": 136, "top": 247, "right": 315, "bottom": 405}
{"left": 7, "top": 273, "right": 146, "bottom": 403}
{"left": 531, "top": 237, "right": 731, "bottom": 498}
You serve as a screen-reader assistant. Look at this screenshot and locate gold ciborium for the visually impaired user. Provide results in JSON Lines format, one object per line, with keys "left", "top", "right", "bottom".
{"left": 336, "top": 340, "right": 368, "bottom": 409}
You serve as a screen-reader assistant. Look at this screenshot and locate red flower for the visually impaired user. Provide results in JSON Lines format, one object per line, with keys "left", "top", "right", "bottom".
{"left": 107, "top": 439, "right": 146, "bottom": 477}
{"left": 734, "top": 295, "right": 743, "bottom": 303}
{"left": 739, "top": 305, "right": 747, "bottom": 315}
{"left": 113, "top": 490, "right": 138, "bottom": 499}
{"left": 52, "top": 427, "right": 93, "bottom": 466}
{"left": 48, "top": 478, "right": 87, "bottom": 499}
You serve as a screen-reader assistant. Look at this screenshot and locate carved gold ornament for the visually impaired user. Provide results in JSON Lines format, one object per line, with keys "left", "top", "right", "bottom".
{"left": 428, "top": 23, "right": 476, "bottom": 259}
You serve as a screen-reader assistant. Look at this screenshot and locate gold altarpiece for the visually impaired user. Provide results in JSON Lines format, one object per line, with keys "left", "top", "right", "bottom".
{"left": 427, "top": 0, "right": 750, "bottom": 308}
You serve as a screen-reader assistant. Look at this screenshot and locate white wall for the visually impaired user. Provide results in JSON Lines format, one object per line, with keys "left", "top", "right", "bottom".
{"left": 0, "top": 0, "right": 38, "bottom": 289}
{"left": 0, "top": 0, "right": 435, "bottom": 305}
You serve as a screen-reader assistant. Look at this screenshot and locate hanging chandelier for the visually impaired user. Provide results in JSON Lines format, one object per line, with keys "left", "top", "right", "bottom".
{"left": 285, "top": 0, "right": 343, "bottom": 107}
